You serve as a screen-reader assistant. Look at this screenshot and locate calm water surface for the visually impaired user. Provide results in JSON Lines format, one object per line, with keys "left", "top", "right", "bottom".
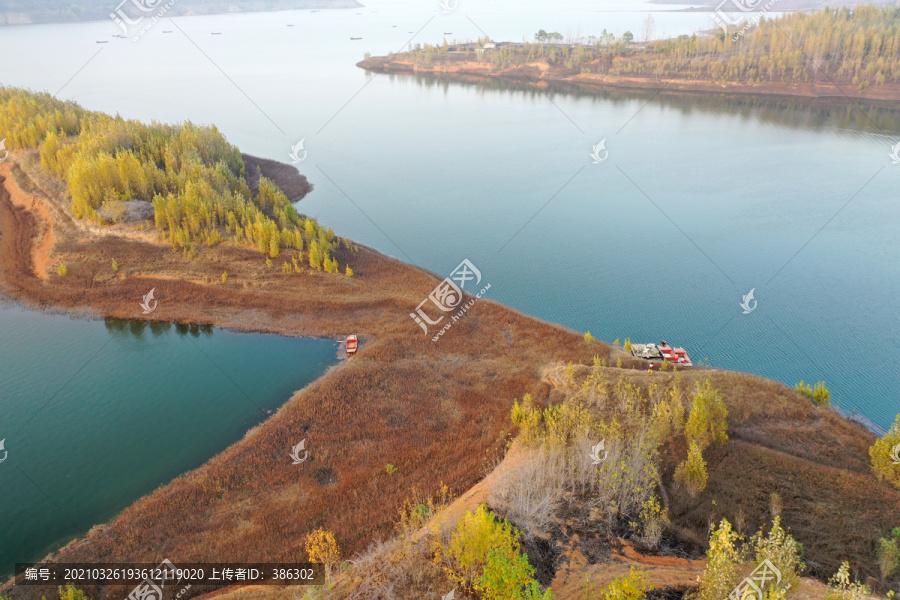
{"left": 0, "top": 304, "right": 337, "bottom": 576}
{"left": 0, "top": 0, "right": 898, "bottom": 571}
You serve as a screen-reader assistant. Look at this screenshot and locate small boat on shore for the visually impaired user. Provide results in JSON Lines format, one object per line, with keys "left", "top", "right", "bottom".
{"left": 345, "top": 335, "right": 358, "bottom": 356}
{"left": 350, "top": 37, "right": 362, "bottom": 40}
{"left": 96, "top": 40, "right": 108, "bottom": 43}
{"left": 211, "top": 32, "right": 222, "bottom": 35}
{"left": 162, "top": 30, "right": 173, "bottom": 33}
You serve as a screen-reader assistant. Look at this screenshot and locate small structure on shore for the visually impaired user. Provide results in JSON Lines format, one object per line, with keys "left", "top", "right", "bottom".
{"left": 346, "top": 335, "right": 358, "bottom": 356}
{"left": 631, "top": 340, "right": 692, "bottom": 367}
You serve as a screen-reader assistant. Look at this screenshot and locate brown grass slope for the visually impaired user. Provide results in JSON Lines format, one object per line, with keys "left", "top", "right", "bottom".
{"left": 0, "top": 152, "right": 895, "bottom": 600}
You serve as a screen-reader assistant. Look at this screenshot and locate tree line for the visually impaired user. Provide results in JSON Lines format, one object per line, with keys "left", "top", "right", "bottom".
{"left": 0, "top": 87, "right": 349, "bottom": 273}
{"left": 393, "top": 5, "right": 900, "bottom": 90}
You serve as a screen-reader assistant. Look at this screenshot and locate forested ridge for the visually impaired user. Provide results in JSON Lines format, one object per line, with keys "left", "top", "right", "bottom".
{"left": 395, "top": 5, "right": 900, "bottom": 90}
{"left": 0, "top": 88, "right": 349, "bottom": 273}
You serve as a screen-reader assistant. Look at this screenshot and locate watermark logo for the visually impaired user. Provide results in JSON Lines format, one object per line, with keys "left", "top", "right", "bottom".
{"left": 290, "top": 438, "right": 309, "bottom": 464}
{"left": 740, "top": 288, "right": 757, "bottom": 314}
{"left": 728, "top": 559, "right": 789, "bottom": 600}
{"left": 890, "top": 442, "right": 900, "bottom": 465}
{"left": 0, "top": 139, "right": 8, "bottom": 163}
{"left": 140, "top": 288, "right": 158, "bottom": 314}
{"left": 590, "top": 139, "right": 608, "bottom": 164}
{"left": 711, "top": 0, "right": 778, "bottom": 39}
{"left": 0, "top": 439, "right": 7, "bottom": 464}
{"left": 439, "top": 0, "right": 458, "bottom": 13}
{"left": 127, "top": 559, "right": 190, "bottom": 600}
{"left": 889, "top": 141, "right": 900, "bottom": 164}
{"left": 110, "top": 0, "right": 178, "bottom": 41}
{"left": 410, "top": 259, "right": 491, "bottom": 340}
{"left": 289, "top": 139, "right": 307, "bottom": 164}
{"left": 589, "top": 439, "right": 608, "bottom": 464}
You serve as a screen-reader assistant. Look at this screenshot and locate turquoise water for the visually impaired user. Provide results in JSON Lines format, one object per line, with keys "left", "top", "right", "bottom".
{"left": 0, "top": 1, "right": 898, "bottom": 571}
{"left": 0, "top": 304, "right": 337, "bottom": 577}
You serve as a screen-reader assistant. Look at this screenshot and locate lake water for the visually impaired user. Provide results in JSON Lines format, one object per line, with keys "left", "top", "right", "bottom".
{"left": 0, "top": 303, "right": 337, "bottom": 577}
{"left": 0, "top": 0, "right": 898, "bottom": 572}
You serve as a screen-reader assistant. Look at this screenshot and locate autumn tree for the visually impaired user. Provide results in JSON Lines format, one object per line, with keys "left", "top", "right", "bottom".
{"left": 305, "top": 528, "right": 341, "bottom": 584}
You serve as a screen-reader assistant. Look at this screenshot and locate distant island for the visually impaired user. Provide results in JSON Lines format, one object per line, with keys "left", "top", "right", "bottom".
{"left": 0, "top": 0, "right": 362, "bottom": 26}
{"left": 357, "top": 5, "right": 900, "bottom": 103}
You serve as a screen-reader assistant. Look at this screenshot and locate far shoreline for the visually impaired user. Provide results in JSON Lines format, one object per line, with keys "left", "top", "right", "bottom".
{"left": 357, "top": 56, "right": 900, "bottom": 105}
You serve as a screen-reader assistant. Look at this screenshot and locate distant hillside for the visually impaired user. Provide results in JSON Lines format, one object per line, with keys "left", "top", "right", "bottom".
{"left": 0, "top": 0, "right": 362, "bottom": 26}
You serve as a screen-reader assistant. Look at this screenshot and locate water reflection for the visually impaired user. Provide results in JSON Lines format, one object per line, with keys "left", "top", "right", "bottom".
{"left": 104, "top": 317, "right": 213, "bottom": 338}
{"left": 388, "top": 71, "right": 900, "bottom": 135}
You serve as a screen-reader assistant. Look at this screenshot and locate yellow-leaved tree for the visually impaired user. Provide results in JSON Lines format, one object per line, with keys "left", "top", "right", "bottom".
{"left": 305, "top": 528, "right": 341, "bottom": 584}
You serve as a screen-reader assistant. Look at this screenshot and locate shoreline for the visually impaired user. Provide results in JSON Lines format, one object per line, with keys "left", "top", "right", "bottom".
{"left": 358, "top": 56, "right": 900, "bottom": 104}
{"left": 1, "top": 149, "right": 898, "bottom": 597}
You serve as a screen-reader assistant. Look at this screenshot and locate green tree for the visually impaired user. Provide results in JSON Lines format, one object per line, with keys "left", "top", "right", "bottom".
{"left": 674, "top": 440, "right": 708, "bottom": 497}
{"left": 877, "top": 528, "right": 900, "bottom": 580}
{"left": 695, "top": 519, "right": 745, "bottom": 600}
{"left": 437, "top": 504, "right": 549, "bottom": 598}
{"left": 685, "top": 379, "right": 728, "bottom": 451}
{"left": 475, "top": 549, "right": 552, "bottom": 600}
{"left": 824, "top": 562, "right": 870, "bottom": 600}
{"left": 623, "top": 31, "right": 634, "bottom": 43}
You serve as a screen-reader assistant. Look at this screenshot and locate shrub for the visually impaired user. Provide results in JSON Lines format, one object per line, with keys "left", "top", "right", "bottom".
{"left": 475, "top": 549, "right": 552, "bottom": 600}
{"left": 824, "top": 562, "right": 870, "bottom": 600}
{"left": 57, "top": 585, "right": 91, "bottom": 600}
{"left": 685, "top": 379, "right": 728, "bottom": 451}
{"left": 305, "top": 528, "right": 341, "bottom": 583}
{"left": 396, "top": 483, "right": 451, "bottom": 536}
{"left": 638, "top": 495, "right": 669, "bottom": 549}
{"left": 511, "top": 394, "right": 541, "bottom": 434}
{"left": 623, "top": 338, "right": 632, "bottom": 353}
{"left": 385, "top": 463, "right": 398, "bottom": 475}
{"left": 111, "top": 258, "right": 119, "bottom": 272}
{"left": 282, "top": 261, "right": 291, "bottom": 273}
{"left": 599, "top": 567, "right": 649, "bottom": 600}
{"left": 220, "top": 271, "right": 228, "bottom": 283}
{"left": 795, "top": 380, "right": 831, "bottom": 406}
{"left": 57, "top": 263, "right": 68, "bottom": 276}
{"left": 436, "top": 504, "right": 547, "bottom": 596}
{"left": 749, "top": 516, "right": 805, "bottom": 595}
{"left": 870, "top": 414, "right": 900, "bottom": 489}
{"left": 345, "top": 265, "right": 354, "bottom": 277}
{"left": 878, "top": 528, "right": 900, "bottom": 580}
{"left": 695, "top": 519, "right": 745, "bottom": 600}
{"left": 674, "top": 441, "right": 708, "bottom": 497}
{"left": 585, "top": 331, "right": 594, "bottom": 343}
